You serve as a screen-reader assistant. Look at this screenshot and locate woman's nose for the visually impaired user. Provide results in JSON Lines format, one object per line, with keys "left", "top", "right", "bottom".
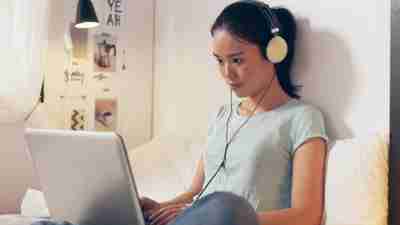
{"left": 223, "top": 63, "right": 234, "bottom": 80}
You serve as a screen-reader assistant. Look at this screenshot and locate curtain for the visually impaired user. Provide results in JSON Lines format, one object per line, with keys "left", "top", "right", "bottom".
{"left": 0, "top": 0, "right": 49, "bottom": 123}
{"left": 0, "top": 0, "right": 49, "bottom": 214}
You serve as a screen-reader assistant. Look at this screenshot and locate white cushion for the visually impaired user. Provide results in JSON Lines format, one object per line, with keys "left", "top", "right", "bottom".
{"left": 323, "top": 132, "right": 389, "bottom": 225}
{"left": 130, "top": 132, "right": 389, "bottom": 225}
{"left": 0, "top": 214, "right": 46, "bottom": 225}
{"left": 20, "top": 189, "right": 49, "bottom": 218}
{"left": 128, "top": 135, "right": 202, "bottom": 202}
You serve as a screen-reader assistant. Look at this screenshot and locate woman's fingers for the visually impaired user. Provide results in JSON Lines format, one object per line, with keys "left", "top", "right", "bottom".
{"left": 149, "top": 204, "right": 184, "bottom": 220}
{"left": 152, "top": 210, "right": 180, "bottom": 225}
{"left": 150, "top": 207, "right": 179, "bottom": 225}
{"left": 149, "top": 204, "right": 185, "bottom": 225}
{"left": 140, "top": 196, "right": 161, "bottom": 213}
{"left": 159, "top": 211, "right": 180, "bottom": 225}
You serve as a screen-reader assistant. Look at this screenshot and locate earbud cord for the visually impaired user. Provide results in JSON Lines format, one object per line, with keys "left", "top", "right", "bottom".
{"left": 194, "top": 74, "right": 276, "bottom": 202}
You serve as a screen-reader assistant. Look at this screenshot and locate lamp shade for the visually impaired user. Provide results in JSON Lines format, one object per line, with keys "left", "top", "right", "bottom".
{"left": 75, "top": 0, "right": 99, "bottom": 29}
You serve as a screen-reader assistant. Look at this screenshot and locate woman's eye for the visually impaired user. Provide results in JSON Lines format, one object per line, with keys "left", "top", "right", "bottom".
{"left": 216, "top": 58, "right": 223, "bottom": 65}
{"left": 232, "top": 58, "right": 242, "bottom": 64}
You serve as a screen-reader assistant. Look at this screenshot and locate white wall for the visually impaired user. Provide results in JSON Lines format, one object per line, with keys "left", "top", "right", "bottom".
{"left": 45, "top": 0, "right": 154, "bottom": 149}
{"left": 153, "top": 0, "right": 390, "bottom": 141}
{"left": 0, "top": 0, "right": 154, "bottom": 213}
{"left": 0, "top": 0, "right": 390, "bottom": 213}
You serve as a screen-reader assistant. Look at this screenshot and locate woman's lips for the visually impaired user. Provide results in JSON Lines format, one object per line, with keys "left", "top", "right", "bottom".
{"left": 229, "top": 83, "right": 242, "bottom": 89}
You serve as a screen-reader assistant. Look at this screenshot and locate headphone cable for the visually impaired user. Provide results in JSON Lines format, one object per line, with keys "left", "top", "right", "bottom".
{"left": 194, "top": 74, "right": 276, "bottom": 202}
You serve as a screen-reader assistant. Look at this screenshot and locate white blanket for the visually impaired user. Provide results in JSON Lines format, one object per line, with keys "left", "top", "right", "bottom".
{"left": 0, "top": 215, "right": 46, "bottom": 225}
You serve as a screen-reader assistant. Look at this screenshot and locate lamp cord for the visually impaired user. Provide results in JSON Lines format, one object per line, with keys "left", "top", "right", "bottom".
{"left": 24, "top": 99, "right": 41, "bottom": 122}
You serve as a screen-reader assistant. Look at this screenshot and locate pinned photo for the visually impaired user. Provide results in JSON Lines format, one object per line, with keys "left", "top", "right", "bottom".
{"left": 95, "top": 98, "right": 118, "bottom": 131}
{"left": 94, "top": 32, "right": 118, "bottom": 72}
{"left": 69, "top": 109, "right": 86, "bottom": 131}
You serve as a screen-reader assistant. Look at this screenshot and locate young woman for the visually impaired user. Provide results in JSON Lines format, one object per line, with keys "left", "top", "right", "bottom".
{"left": 140, "top": 1, "right": 328, "bottom": 225}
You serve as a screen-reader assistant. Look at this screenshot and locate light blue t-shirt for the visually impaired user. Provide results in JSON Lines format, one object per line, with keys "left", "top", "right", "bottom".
{"left": 202, "top": 98, "right": 328, "bottom": 212}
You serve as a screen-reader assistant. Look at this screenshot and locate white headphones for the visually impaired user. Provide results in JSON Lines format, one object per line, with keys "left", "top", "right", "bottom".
{"left": 242, "top": 0, "right": 288, "bottom": 64}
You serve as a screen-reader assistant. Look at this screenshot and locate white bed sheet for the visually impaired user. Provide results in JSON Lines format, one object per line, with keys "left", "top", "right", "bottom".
{"left": 0, "top": 215, "right": 47, "bottom": 225}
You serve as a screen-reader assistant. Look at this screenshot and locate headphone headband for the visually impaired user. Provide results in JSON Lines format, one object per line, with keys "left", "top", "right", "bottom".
{"left": 239, "top": 0, "right": 288, "bottom": 64}
{"left": 263, "top": 5, "right": 281, "bottom": 34}
{"left": 240, "top": 0, "right": 281, "bottom": 35}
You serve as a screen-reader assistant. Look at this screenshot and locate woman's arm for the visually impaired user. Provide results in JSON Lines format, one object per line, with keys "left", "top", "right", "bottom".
{"left": 146, "top": 157, "right": 205, "bottom": 225}
{"left": 257, "top": 137, "right": 327, "bottom": 225}
{"left": 159, "top": 156, "right": 205, "bottom": 207}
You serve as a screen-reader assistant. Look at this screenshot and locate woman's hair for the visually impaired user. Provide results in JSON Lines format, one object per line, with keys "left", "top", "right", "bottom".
{"left": 210, "top": 0, "right": 301, "bottom": 98}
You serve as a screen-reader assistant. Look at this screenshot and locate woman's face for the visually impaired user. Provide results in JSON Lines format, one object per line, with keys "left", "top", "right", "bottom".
{"left": 211, "top": 29, "right": 275, "bottom": 98}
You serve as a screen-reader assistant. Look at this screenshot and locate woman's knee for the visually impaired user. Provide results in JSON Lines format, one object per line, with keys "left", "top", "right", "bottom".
{"left": 171, "top": 192, "right": 259, "bottom": 225}
{"left": 201, "top": 192, "right": 259, "bottom": 225}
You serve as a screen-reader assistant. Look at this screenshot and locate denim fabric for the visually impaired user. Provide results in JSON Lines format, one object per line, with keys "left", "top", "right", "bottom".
{"left": 31, "top": 192, "right": 259, "bottom": 225}
{"left": 31, "top": 221, "right": 76, "bottom": 225}
{"left": 169, "top": 192, "right": 259, "bottom": 225}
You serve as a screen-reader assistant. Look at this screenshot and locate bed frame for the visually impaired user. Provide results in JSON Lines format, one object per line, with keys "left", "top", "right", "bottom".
{"left": 390, "top": 1, "right": 399, "bottom": 225}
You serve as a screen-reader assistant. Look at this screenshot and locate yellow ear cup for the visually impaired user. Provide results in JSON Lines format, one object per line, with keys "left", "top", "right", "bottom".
{"left": 266, "top": 35, "right": 288, "bottom": 64}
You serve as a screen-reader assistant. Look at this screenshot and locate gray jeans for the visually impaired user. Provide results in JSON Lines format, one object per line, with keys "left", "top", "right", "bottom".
{"left": 31, "top": 192, "right": 259, "bottom": 225}
{"left": 169, "top": 192, "right": 260, "bottom": 225}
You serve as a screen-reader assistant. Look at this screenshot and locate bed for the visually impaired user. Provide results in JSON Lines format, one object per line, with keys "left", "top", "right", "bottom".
{"left": 0, "top": 131, "right": 392, "bottom": 225}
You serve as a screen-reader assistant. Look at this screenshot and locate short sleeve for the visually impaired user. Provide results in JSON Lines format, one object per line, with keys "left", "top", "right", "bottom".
{"left": 289, "top": 106, "right": 329, "bottom": 155}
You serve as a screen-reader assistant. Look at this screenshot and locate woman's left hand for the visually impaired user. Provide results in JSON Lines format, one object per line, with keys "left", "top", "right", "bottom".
{"left": 148, "top": 203, "right": 188, "bottom": 225}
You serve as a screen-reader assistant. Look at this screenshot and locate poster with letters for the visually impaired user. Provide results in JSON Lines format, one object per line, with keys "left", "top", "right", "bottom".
{"left": 104, "top": 0, "right": 126, "bottom": 28}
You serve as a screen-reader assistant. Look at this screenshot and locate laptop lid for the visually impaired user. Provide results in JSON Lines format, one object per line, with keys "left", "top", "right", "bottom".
{"left": 25, "top": 128, "right": 145, "bottom": 225}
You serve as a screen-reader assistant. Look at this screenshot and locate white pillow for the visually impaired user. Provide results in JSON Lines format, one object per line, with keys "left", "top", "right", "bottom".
{"left": 128, "top": 135, "right": 200, "bottom": 202}
{"left": 323, "top": 132, "right": 388, "bottom": 225}
{"left": 0, "top": 215, "right": 46, "bottom": 225}
{"left": 20, "top": 189, "right": 49, "bottom": 218}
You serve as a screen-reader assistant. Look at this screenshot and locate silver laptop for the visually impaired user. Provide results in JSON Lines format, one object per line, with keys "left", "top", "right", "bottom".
{"left": 25, "top": 128, "right": 146, "bottom": 225}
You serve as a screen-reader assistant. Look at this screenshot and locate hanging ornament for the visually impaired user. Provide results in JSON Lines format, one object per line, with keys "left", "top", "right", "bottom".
{"left": 122, "top": 50, "right": 127, "bottom": 71}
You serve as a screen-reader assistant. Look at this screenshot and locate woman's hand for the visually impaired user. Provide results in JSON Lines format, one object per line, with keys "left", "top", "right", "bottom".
{"left": 148, "top": 203, "right": 188, "bottom": 225}
{"left": 139, "top": 197, "right": 162, "bottom": 218}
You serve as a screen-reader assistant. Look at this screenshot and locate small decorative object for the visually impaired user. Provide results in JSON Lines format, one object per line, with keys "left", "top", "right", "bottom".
{"left": 94, "top": 32, "right": 118, "bottom": 72}
{"left": 70, "top": 109, "right": 86, "bottom": 130}
{"left": 60, "top": 95, "right": 86, "bottom": 100}
{"left": 75, "top": 0, "right": 100, "bottom": 29}
{"left": 62, "top": 95, "right": 88, "bottom": 130}
{"left": 64, "top": 69, "right": 70, "bottom": 83}
{"left": 70, "top": 70, "right": 85, "bottom": 85}
{"left": 93, "top": 73, "right": 109, "bottom": 81}
{"left": 64, "top": 60, "right": 86, "bottom": 86}
{"left": 95, "top": 98, "right": 118, "bottom": 131}
{"left": 122, "top": 50, "right": 127, "bottom": 70}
